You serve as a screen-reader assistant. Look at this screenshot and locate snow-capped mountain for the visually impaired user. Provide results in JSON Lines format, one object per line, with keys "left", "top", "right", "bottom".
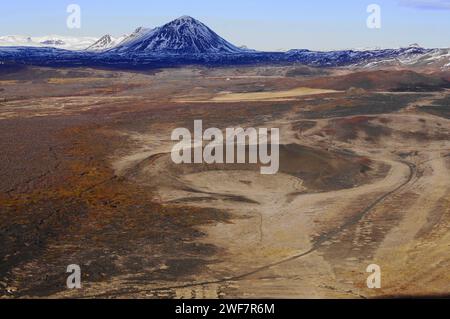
{"left": 86, "top": 35, "right": 115, "bottom": 51}
{"left": 418, "top": 48, "right": 450, "bottom": 69}
{"left": 358, "top": 47, "right": 450, "bottom": 70}
{"left": 116, "top": 27, "right": 151, "bottom": 47}
{"left": 0, "top": 35, "right": 98, "bottom": 50}
{"left": 0, "top": 16, "right": 448, "bottom": 70}
{"left": 0, "top": 35, "right": 34, "bottom": 47}
{"left": 285, "top": 46, "right": 433, "bottom": 68}
{"left": 85, "top": 34, "right": 130, "bottom": 51}
{"left": 85, "top": 27, "right": 154, "bottom": 51}
{"left": 109, "top": 16, "right": 244, "bottom": 54}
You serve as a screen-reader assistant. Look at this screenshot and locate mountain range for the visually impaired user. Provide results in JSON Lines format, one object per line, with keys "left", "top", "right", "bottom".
{"left": 0, "top": 16, "right": 448, "bottom": 70}
{"left": 0, "top": 35, "right": 98, "bottom": 51}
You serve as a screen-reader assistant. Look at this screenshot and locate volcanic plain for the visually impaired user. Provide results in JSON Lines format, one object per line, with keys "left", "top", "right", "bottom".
{"left": 0, "top": 64, "right": 449, "bottom": 298}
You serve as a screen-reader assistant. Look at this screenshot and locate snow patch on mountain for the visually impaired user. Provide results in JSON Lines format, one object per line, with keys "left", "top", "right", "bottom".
{"left": 86, "top": 34, "right": 130, "bottom": 51}
{"left": 116, "top": 27, "right": 151, "bottom": 47}
{"left": 0, "top": 35, "right": 98, "bottom": 50}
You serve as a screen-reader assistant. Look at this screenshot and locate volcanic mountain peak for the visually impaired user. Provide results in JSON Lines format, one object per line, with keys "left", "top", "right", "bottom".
{"left": 110, "top": 15, "right": 244, "bottom": 54}
{"left": 174, "top": 15, "right": 197, "bottom": 22}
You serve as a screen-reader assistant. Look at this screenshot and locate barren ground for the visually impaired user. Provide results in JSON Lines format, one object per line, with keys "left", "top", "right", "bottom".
{"left": 0, "top": 65, "right": 449, "bottom": 298}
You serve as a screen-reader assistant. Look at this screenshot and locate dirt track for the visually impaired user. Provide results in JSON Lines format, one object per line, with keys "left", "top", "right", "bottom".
{"left": 102, "top": 112, "right": 448, "bottom": 299}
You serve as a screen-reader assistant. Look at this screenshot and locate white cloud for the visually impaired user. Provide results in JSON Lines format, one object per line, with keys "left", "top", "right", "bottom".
{"left": 399, "top": 0, "right": 450, "bottom": 10}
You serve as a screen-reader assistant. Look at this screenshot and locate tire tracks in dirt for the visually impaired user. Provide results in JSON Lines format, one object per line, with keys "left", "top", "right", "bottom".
{"left": 85, "top": 159, "right": 417, "bottom": 298}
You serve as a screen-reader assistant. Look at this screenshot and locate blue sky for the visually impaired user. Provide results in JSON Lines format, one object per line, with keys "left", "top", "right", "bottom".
{"left": 1, "top": 0, "right": 449, "bottom": 50}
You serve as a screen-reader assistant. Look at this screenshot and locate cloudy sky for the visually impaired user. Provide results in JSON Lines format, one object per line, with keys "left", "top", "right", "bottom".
{"left": 0, "top": 0, "right": 449, "bottom": 50}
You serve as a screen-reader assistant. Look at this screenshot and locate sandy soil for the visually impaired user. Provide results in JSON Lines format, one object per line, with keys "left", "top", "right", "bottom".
{"left": 176, "top": 87, "right": 339, "bottom": 103}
